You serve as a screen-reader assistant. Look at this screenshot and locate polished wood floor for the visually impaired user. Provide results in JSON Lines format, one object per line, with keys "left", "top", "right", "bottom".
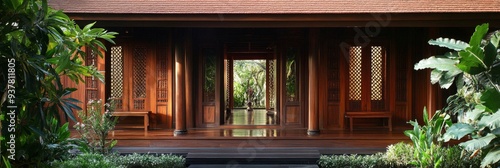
{"left": 82, "top": 127, "right": 411, "bottom": 155}
{"left": 226, "top": 109, "right": 277, "bottom": 125}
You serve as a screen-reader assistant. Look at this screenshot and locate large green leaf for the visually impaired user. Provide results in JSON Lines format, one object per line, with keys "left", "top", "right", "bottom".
{"left": 442, "top": 123, "right": 474, "bottom": 142}
{"left": 466, "top": 105, "right": 488, "bottom": 122}
{"left": 480, "top": 88, "right": 500, "bottom": 112}
{"left": 441, "top": 69, "right": 462, "bottom": 89}
{"left": 492, "top": 128, "right": 500, "bottom": 136}
{"left": 478, "top": 110, "right": 500, "bottom": 130}
{"left": 414, "top": 56, "right": 460, "bottom": 72}
{"left": 483, "top": 43, "right": 497, "bottom": 68}
{"left": 457, "top": 46, "right": 487, "bottom": 75}
{"left": 430, "top": 69, "right": 443, "bottom": 84}
{"left": 490, "top": 31, "right": 500, "bottom": 48}
{"left": 430, "top": 69, "right": 461, "bottom": 89}
{"left": 428, "top": 37, "right": 469, "bottom": 51}
{"left": 469, "top": 23, "right": 489, "bottom": 48}
{"left": 481, "top": 146, "right": 500, "bottom": 168}
{"left": 460, "top": 134, "right": 496, "bottom": 151}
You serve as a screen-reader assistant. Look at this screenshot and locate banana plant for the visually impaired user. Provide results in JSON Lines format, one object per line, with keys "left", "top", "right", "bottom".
{"left": 415, "top": 23, "right": 500, "bottom": 167}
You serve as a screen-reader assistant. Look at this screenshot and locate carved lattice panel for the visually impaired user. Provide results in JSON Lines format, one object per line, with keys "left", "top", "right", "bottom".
{"left": 110, "top": 46, "right": 124, "bottom": 109}
{"left": 269, "top": 59, "right": 276, "bottom": 108}
{"left": 225, "top": 59, "right": 231, "bottom": 107}
{"left": 348, "top": 46, "right": 362, "bottom": 101}
{"left": 328, "top": 50, "right": 340, "bottom": 102}
{"left": 396, "top": 49, "right": 407, "bottom": 102}
{"left": 157, "top": 49, "right": 168, "bottom": 104}
{"left": 133, "top": 48, "right": 147, "bottom": 110}
{"left": 370, "top": 46, "right": 383, "bottom": 101}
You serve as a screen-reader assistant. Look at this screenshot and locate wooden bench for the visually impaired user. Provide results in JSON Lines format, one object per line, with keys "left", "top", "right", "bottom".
{"left": 345, "top": 112, "right": 392, "bottom": 131}
{"left": 112, "top": 111, "right": 150, "bottom": 132}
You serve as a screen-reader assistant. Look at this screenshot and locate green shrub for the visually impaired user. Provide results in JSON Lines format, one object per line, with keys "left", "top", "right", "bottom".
{"left": 114, "top": 153, "right": 185, "bottom": 168}
{"left": 50, "top": 153, "right": 185, "bottom": 168}
{"left": 319, "top": 144, "right": 484, "bottom": 168}
{"left": 318, "top": 153, "right": 387, "bottom": 168}
{"left": 51, "top": 153, "right": 119, "bottom": 168}
{"left": 441, "top": 146, "right": 481, "bottom": 168}
{"left": 384, "top": 142, "right": 414, "bottom": 168}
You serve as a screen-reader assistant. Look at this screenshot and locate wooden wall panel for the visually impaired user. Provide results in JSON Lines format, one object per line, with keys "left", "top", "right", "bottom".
{"left": 325, "top": 105, "right": 340, "bottom": 128}
{"left": 203, "top": 106, "right": 215, "bottom": 124}
{"left": 285, "top": 106, "right": 300, "bottom": 124}
{"left": 156, "top": 105, "right": 172, "bottom": 128}
{"left": 395, "top": 104, "right": 408, "bottom": 126}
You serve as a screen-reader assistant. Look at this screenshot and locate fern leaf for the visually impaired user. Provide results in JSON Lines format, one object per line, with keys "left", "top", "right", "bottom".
{"left": 428, "top": 38, "right": 469, "bottom": 51}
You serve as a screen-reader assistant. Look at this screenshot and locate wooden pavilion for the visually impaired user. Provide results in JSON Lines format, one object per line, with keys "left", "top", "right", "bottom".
{"left": 50, "top": 0, "right": 500, "bottom": 150}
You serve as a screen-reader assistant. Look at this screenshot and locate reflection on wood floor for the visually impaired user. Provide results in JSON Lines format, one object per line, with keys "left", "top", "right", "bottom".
{"left": 226, "top": 109, "right": 277, "bottom": 125}
{"left": 94, "top": 128, "right": 410, "bottom": 154}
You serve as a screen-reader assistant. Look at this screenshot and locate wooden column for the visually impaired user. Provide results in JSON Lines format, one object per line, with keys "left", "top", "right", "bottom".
{"left": 174, "top": 31, "right": 187, "bottom": 135}
{"left": 184, "top": 30, "right": 194, "bottom": 128}
{"left": 308, "top": 29, "right": 320, "bottom": 135}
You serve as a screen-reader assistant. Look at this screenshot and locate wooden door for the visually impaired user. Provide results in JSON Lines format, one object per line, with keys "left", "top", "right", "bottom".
{"left": 282, "top": 46, "right": 303, "bottom": 126}
{"left": 197, "top": 47, "right": 220, "bottom": 127}
{"left": 107, "top": 39, "right": 156, "bottom": 114}
{"left": 345, "top": 44, "right": 388, "bottom": 112}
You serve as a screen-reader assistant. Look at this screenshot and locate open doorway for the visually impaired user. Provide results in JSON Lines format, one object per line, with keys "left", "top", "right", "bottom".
{"left": 224, "top": 56, "right": 277, "bottom": 125}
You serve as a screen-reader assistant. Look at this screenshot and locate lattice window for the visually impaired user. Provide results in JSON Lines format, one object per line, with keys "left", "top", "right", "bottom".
{"left": 157, "top": 49, "right": 168, "bottom": 104}
{"left": 203, "top": 48, "right": 216, "bottom": 103}
{"left": 348, "top": 46, "right": 362, "bottom": 101}
{"left": 370, "top": 46, "right": 383, "bottom": 101}
{"left": 285, "top": 48, "right": 298, "bottom": 102}
{"left": 133, "top": 48, "right": 147, "bottom": 110}
{"left": 110, "top": 46, "right": 124, "bottom": 109}
{"left": 85, "top": 48, "right": 99, "bottom": 102}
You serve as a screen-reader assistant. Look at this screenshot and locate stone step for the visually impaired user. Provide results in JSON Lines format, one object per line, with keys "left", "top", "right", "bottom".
{"left": 188, "top": 164, "right": 319, "bottom": 168}
{"left": 186, "top": 149, "right": 320, "bottom": 165}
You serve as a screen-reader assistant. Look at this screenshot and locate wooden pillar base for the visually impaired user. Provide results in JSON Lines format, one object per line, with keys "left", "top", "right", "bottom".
{"left": 307, "top": 130, "right": 320, "bottom": 135}
{"left": 174, "top": 130, "right": 188, "bottom": 136}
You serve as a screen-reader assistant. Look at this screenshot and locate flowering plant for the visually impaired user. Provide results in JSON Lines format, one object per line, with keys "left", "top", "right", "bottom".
{"left": 74, "top": 98, "right": 118, "bottom": 154}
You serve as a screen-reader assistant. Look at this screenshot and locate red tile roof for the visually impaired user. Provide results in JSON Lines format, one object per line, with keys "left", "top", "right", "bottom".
{"left": 49, "top": 0, "right": 500, "bottom": 14}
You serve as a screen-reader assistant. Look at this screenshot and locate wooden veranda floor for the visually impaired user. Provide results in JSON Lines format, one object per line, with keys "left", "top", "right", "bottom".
{"left": 101, "top": 128, "right": 410, "bottom": 155}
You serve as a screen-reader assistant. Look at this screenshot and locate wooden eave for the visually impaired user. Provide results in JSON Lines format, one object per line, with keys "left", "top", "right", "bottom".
{"left": 67, "top": 12, "right": 500, "bottom": 28}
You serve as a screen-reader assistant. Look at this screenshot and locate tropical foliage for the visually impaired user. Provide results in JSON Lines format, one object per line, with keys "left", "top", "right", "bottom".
{"left": 233, "top": 60, "right": 267, "bottom": 108}
{"left": 74, "top": 99, "right": 118, "bottom": 155}
{"left": 404, "top": 109, "right": 451, "bottom": 168}
{"left": 0, "top": 0, "right": 116, "bottom": 166}
{"left": 51, "top": 153, "right": 186, "bottom": 168}
{"left": 319, "top": 142, "right": 480, "bottom": 168}
{"left": 414, "top": 23, "right": 500, "bottom": 167}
